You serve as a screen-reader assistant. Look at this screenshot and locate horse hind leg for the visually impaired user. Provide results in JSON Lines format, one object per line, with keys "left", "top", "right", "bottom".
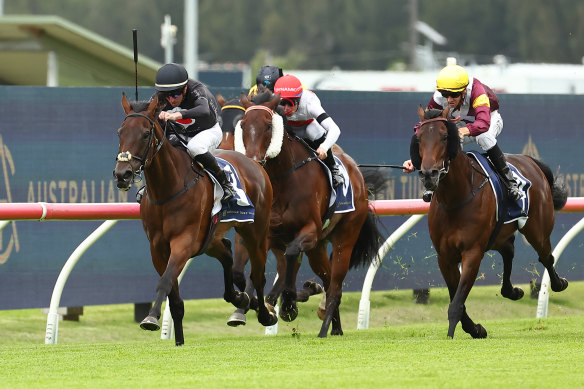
{"left": 522, "top": 228, "right": 569, "bottom": 293}
{"left": 541, "top": 254, "right": 568, "bottom": 292}
{"left": 207, "top": 238, "right": 250, "bottom": 310}
{"left": 460, "top": 306, "right": 487, "bottom": 339}
{"left": 497, "top": 235, "right": 525, "bottom": 301}
{"left": 227, "top": 272, "right": 255, "bottom": 327}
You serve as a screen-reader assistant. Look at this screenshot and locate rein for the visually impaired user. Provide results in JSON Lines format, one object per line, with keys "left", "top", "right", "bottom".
{"left": 117, "top": 112, "right": 201, "bottom": 205}
{"left": 435, "top": 160, "right": 489, "bottom": 211}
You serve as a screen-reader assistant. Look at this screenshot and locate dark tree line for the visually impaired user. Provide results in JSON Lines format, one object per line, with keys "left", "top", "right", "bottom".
{"left": 7, "top": 0, "right": 584, "bottom": 70}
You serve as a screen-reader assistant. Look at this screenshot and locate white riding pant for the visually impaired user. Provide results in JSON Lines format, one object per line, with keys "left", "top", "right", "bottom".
{"left": 186, "top": 122, "right": 222, "bottom": 158}
{"left": 461, "top": 110, "right": 503, "bottom": 151}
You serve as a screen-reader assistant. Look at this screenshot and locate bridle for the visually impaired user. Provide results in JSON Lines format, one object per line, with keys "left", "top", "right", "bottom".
{"left": 235, "top": 105, "right": 284, "bottom": 166}
{"left": 417, "top": 116, "right": 451, "bottom": 183}
{"left": 116, "top": 112, "right": 166, "bottom": 184}
{"left": 418, "top": 115, "right": 489, "bottom": 210}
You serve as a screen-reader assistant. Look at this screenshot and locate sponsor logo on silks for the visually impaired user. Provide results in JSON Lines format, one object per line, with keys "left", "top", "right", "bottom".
{"left": 175, "top": 119, "right": 195, "bottom": 128}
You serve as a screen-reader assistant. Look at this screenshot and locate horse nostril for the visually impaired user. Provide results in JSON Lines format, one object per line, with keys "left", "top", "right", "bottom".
{"left": 123, "top": 171, "right": 133, "bottom": 181}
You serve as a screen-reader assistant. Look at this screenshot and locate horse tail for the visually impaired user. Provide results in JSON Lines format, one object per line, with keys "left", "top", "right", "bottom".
{"left": 528, "top": 157, "right": 568, "bottom": 211}
{"left": 360, "top": 167, "right": 388, "bottom": 197}
{"left": 349, "top": 210, "right": 384, "bottom": 269}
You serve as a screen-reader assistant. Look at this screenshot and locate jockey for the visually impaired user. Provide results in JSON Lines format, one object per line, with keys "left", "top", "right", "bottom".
{"left": 403, "top": 61, "right": 523, "bottom": 202}
{"left": 248, "top": 65, "right": 283, "bottom": 96}
{"left": 273, "top": 74, "right": 344, "bottom": 188}
{"left": 138, "top": 63, "right": 236, "bottom": 204}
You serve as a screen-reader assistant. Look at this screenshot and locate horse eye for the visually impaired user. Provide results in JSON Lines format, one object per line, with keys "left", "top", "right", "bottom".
{"left": 442, "top": 134, "right": 448, "bottom": 142}
{"left": 143, "top": 131, "right": 150, "bottom": 140}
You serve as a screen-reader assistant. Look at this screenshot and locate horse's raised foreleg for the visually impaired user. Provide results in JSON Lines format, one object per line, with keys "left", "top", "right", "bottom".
{"left": 498, "top": 235, "right": 525, "bottom": 300}
{"left": 303, "top": 244, "right": 330, "bottom": 319}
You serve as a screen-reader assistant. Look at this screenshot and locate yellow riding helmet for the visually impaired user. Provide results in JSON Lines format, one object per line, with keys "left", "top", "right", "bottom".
{"left": 436, "top": 64, "right": 469, "bottom": 92}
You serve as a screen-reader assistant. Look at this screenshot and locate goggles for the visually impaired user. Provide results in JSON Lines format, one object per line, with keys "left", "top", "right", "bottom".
{"left": 440, "top": 90, "right": 462, "bottom": 98}
{"left": 165, "top": 90, "right": 183, "bottom": 99}
{"left": 279, "top": 98, "right": 298, "bottom": 115}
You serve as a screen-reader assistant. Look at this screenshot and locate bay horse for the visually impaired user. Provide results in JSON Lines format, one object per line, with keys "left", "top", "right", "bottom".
{"left": 216, "top": 93, "right": 324, "bottom": 327}
{"left": 237, "top": 91, "right": 383, "bottom": 337}
{"left": 412, "top": 106, "right": 569, "bottom": 339}
{"left": 113, "top": 93, "right": 277, "bottom": 346}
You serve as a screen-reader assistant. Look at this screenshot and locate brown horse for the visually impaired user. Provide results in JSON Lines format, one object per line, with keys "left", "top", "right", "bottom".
{"left": 412, "top": 106, "right": 569, "bottom": 339}
{"left": 113, "top": 93, "right": 276, "bottom": 345}
{"left": 216, "top": 93, "right": 324, "bottom": 327}
{"left": 237, "top": 91, "right": 383, "bottom": 337}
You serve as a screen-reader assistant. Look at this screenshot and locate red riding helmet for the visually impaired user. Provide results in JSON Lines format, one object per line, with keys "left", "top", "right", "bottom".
{"left": 274, "top": 75, "right": 303, "bottom": 115}
{"left": 274, "top": 75, "right": 303, "bottom": 98}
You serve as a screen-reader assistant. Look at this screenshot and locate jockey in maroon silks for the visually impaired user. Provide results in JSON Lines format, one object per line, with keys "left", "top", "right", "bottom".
{"left": 403, "top": 62, "right": 523, "bottom": 202}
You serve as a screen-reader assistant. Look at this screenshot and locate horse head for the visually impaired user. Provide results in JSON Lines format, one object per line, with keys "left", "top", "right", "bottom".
{"left": 113, "top": 92, "right": 162, "bottom": 190}
{"left": 411, "top": 106, "right": 460, "bottom": 191}
{"left": 235, "top": 92, "right": 284, "bottom": 165}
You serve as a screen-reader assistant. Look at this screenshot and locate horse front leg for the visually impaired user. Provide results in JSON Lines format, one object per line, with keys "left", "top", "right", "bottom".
{"left": 314, "top": 244, "right": 348, "bottom": 338}
{"left": 438, "top": 250, "right": 486, "bottom": 339}
{"left": 227, "top": 234, "right": 252, "bottom": 327}
{"left": 167, "top": 286, "right": 185, "bottom": 346}
{"left": 265, "top": 248, "right": 292, "bottom": 307}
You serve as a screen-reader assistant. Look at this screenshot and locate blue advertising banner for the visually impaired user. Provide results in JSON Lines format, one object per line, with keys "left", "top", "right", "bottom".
{"left": 0, "top": 86, "right": 582, "bottom": 309}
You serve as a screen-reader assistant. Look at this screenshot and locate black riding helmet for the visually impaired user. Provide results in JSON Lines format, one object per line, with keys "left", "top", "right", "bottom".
{"left": 155, "top": 63, "right": 189, "bottom": 92}
{"left": 255, "top": 65, "right": 283, "bottom": 92}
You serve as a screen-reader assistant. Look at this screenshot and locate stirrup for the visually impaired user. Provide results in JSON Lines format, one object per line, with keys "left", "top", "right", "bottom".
{"left": 422, "top": 190, "right": 433, "bottom": 203}
{"left": 221, "top": 184, "right": 237, "bottom": 204}
{"left": 136, "top": 186, "right": 145, "bottom": 203}
{"left": 331, "top": 165, "right": 344, "bottom": 188}
{"left": 507, "top": 185, "right": 523, "bottom": 202}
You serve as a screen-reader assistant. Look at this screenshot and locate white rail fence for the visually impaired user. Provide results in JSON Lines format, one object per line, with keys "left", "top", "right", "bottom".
{"left": 0, "top": 199, "right": 582, "bottom": 343}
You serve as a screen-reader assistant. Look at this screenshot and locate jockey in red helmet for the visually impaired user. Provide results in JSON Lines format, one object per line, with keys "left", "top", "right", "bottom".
{"left": 274, "top": 75, "right": 344, "bottom": 188}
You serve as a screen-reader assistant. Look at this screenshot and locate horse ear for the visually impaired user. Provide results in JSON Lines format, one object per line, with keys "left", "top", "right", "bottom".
{"left": 146, "top": 96, "right": 158, "bottom": 118}
{"left": 216, "top": 93, "right": 226, "bottom": 107}
{"left": 240, "top": 92, "right": 252, "bottom": 109}
{"left": 417, "top": 105, "right": 425, "bottom": 121}
{"left": 268, "top": 93, "right": 281, "bottom": 111}
{"left": 121, "top": 92, "right": 132, "bottom": 114}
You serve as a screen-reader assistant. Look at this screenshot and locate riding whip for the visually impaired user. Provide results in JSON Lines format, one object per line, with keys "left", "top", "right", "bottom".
{"left": 132, "top": 29, "right": 138, "bottom": 100}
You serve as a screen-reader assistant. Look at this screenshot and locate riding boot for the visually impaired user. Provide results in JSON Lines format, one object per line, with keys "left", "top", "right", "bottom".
{"left": 487, "top": 144, "right": 523, "bottom": 201}
{"left": 324, "top": 149, "right": 344, "bottom": 188}
{"left": 195, "top": 152, "right": 237, "bottom": 204}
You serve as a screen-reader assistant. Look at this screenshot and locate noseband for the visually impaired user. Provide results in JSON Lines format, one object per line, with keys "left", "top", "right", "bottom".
{"left": 116, "top": 112, "right": 166, "bottom": 182}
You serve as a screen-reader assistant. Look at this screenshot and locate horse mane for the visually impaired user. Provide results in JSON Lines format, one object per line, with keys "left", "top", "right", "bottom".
{"left": 129, "top": 100, "right": 152, "bottom": 113}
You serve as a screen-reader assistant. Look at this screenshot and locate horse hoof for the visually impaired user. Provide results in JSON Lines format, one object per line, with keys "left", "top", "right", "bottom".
{"left": 262, "top": 312, "right": 278, "bottom": 327}
{"left": 234, "top": 292, "right": 250, "bottom": 310}
{"left": 303, "top": 280, "right": 324, "bottom": 295}
{"left": 501, "top": 286, "right": 524, "bottom": 301}
{"left": 472, "top": 324, "right": 487, "bottom": 339}
{"left": 551, "top": 277, "right": 569, "bottom": 292}
{"left": 140, "top": 316, "right": 160, "bottom": 331}
{"left": 227, "top": 311, "right": 247, "bottom": 327}
{"left": 280, "top": 304, "right": 298, "bottom": 322}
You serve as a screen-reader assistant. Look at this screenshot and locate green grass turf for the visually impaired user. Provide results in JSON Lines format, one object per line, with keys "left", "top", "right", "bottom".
{"left": 0, "top": 282, "right": 582, "bottom": 388}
